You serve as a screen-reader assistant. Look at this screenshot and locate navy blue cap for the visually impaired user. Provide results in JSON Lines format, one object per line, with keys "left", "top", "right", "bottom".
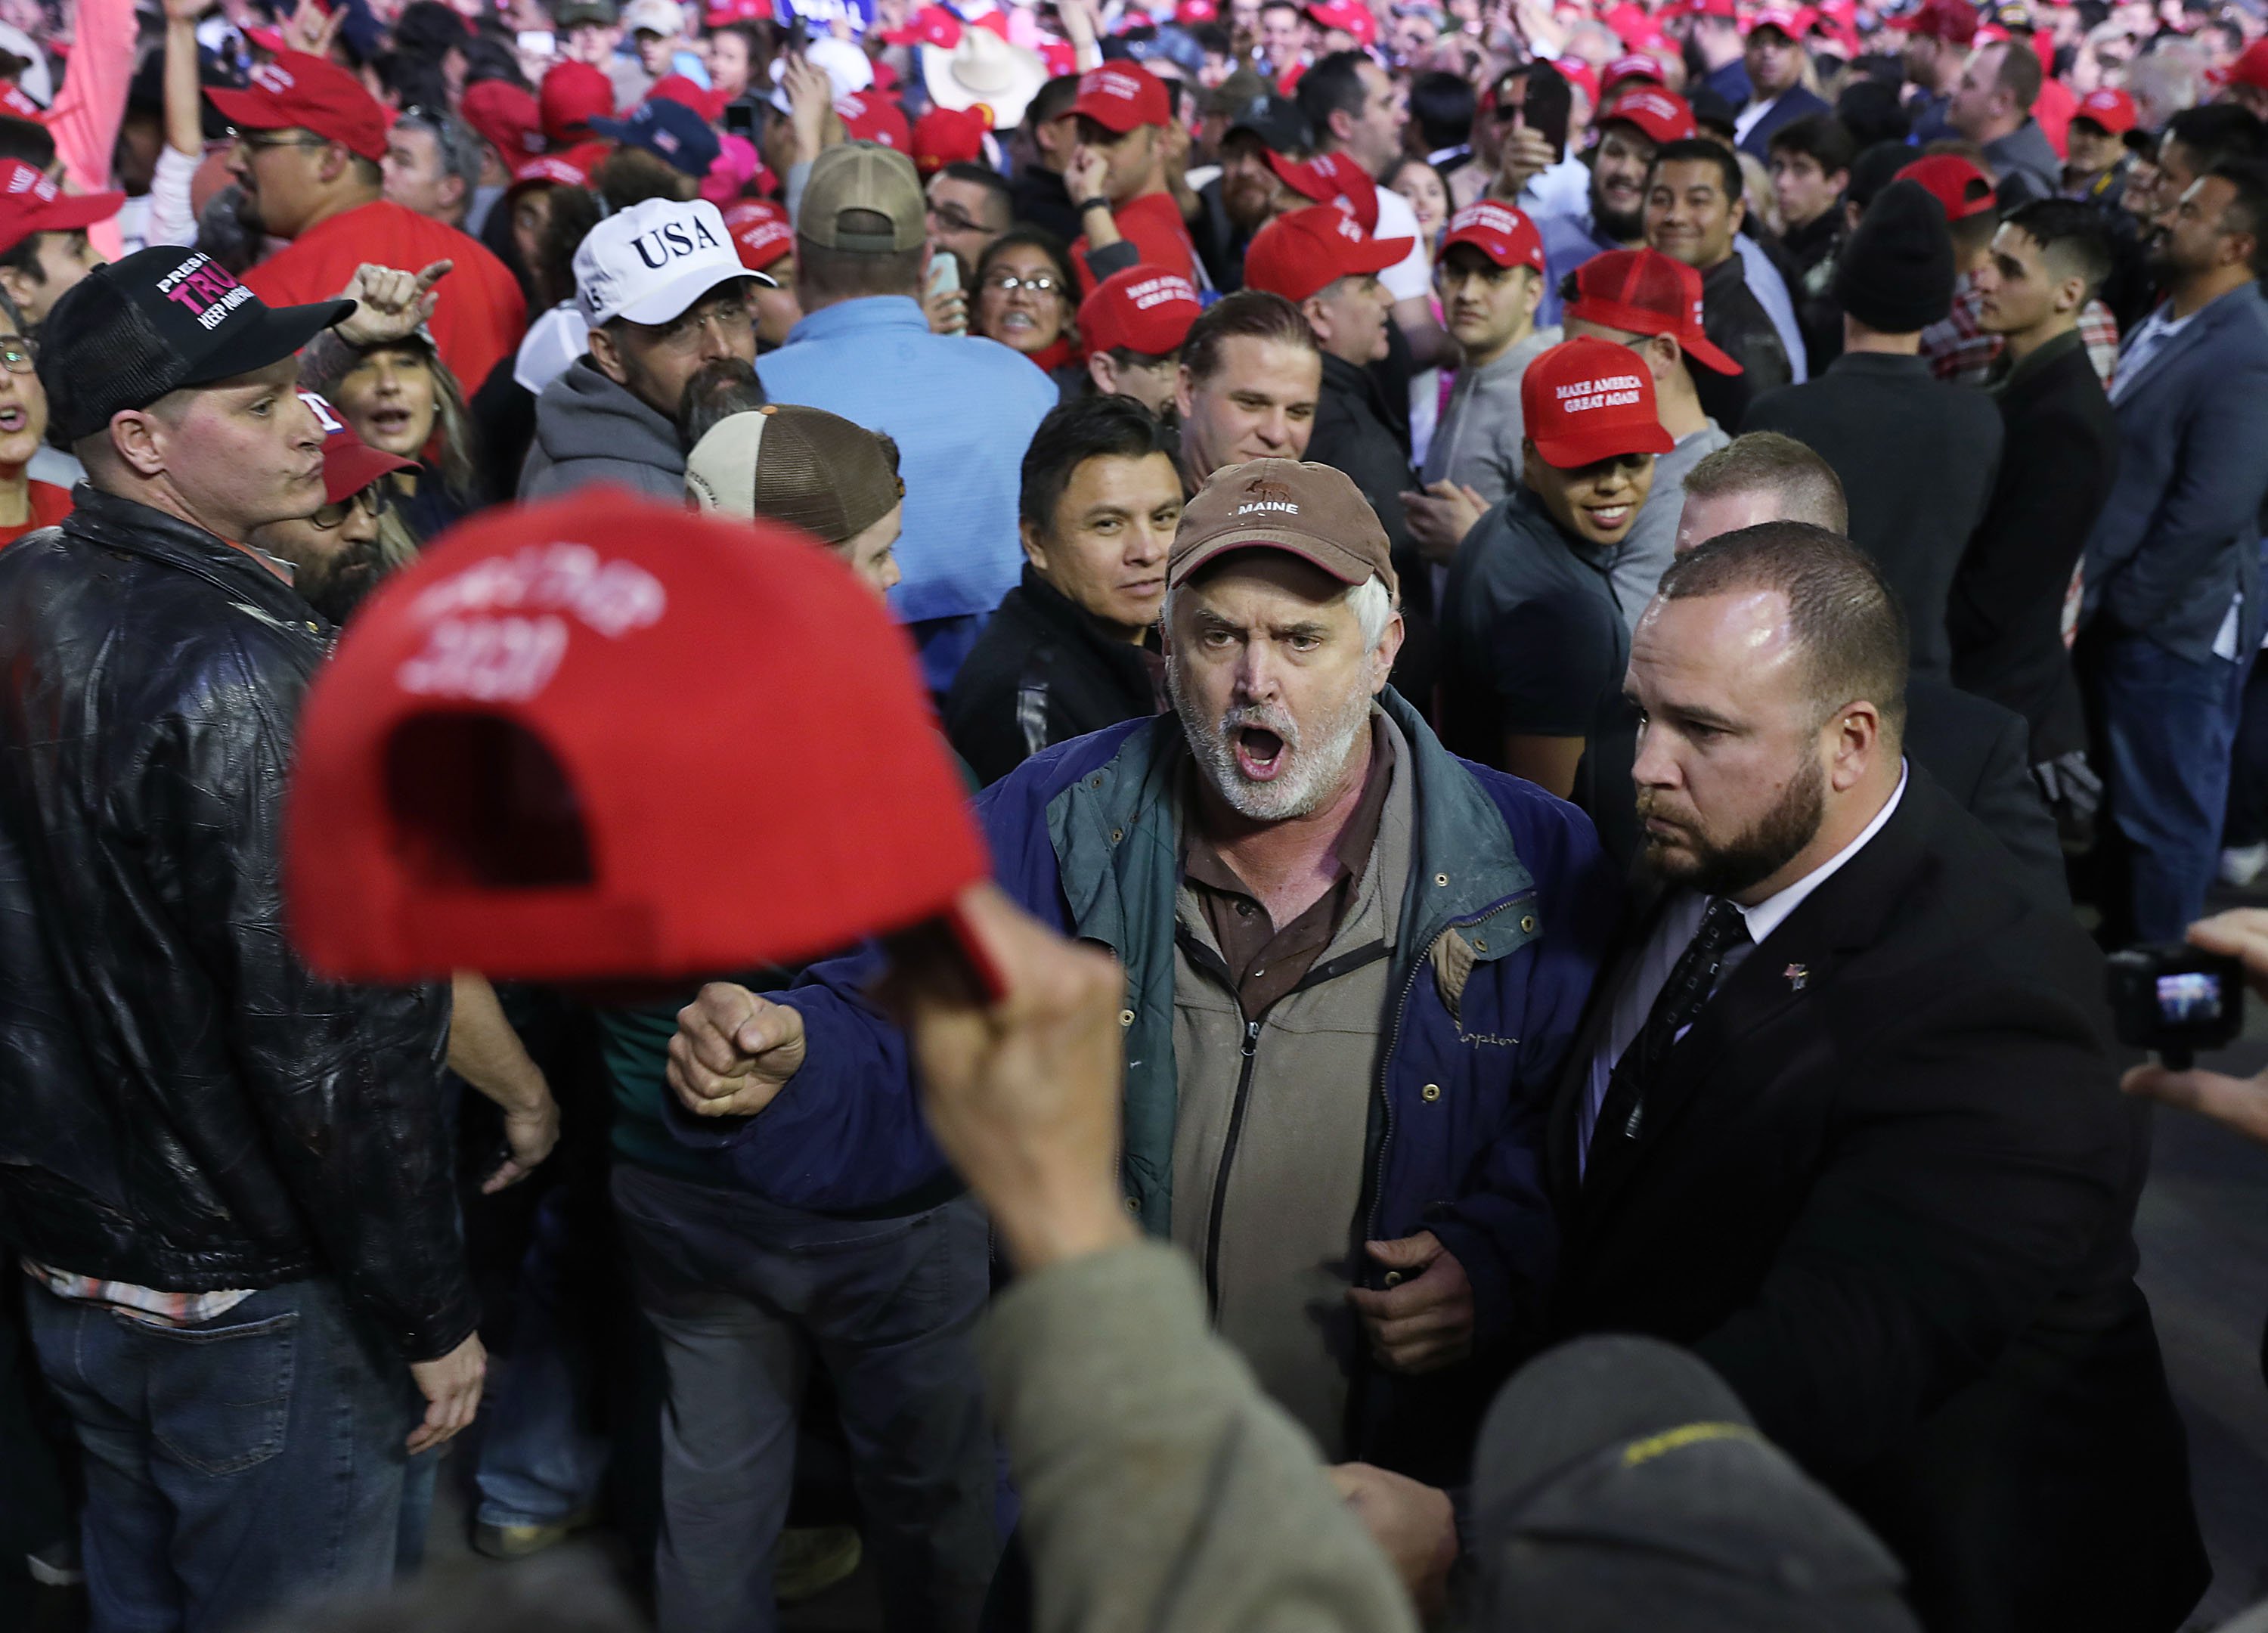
{"left": 591, "top": 95, "right": 721, "bottom": 178}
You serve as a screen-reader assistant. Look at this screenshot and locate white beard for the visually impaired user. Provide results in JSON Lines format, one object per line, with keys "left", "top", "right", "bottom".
{"left": 1167, "top": 662, "right": 1377, "bottom": 822}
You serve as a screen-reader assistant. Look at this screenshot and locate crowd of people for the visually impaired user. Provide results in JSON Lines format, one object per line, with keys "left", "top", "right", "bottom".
{"left": 7, "top": 0, "right": 2268, "bottom": 1627}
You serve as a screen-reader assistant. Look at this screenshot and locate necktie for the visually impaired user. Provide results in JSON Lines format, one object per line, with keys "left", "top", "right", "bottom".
{"left": 1588, "top": 897, "right": 1749, "bottom": 1169}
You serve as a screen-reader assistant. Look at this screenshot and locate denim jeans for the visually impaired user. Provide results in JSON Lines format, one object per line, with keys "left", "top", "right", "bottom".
{"left": 23, "top": 1274, "right": 421, "bottom": 1633}
{"left": 612, "top": 1165, "right": 999, "bottom": 1633}
{"left": 2096, "top": 631, "right": 2254, "bottom": 943}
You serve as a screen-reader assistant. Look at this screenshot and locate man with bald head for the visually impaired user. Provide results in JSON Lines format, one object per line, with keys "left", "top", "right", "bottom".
{"left": 1546, "top": 521, "right": 2208, "bottom": 1633}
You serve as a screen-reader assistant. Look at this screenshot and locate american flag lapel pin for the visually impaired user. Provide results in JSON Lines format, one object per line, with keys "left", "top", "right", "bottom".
{"left": 1783, "top": 962, "right": 1809, "bottom": 992}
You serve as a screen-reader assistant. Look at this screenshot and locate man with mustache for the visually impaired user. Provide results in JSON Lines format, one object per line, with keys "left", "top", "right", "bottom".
{"left": 1546, "top": 519, "right": 2207, "bottom": 1632}
{"left": 670, "top": 457, "right": 1618, "bottom": 1478}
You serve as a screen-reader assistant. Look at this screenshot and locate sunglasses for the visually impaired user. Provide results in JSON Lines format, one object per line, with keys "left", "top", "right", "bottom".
{"left": 310, "top": 485, "right": 391, "bottom": 531}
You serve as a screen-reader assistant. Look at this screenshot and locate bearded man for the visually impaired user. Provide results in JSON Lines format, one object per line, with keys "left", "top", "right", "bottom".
{"left": 668, "top": 458, "right": 1617, "bottom": 1480}
{"left": 1544, "top": 521, "right": 2208, "bottom": 1633}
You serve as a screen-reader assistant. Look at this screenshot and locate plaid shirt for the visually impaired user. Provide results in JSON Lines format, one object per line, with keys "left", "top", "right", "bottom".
{"left": 1922, "top": 272, "right": 2121, "bottom": 390}
{"left": 24, "top": 1260, "right": 253, "bottom": 1328}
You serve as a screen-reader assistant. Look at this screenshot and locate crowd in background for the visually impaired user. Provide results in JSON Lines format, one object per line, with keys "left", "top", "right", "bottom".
{"left": 5, "top": 0, "right": 2268, "bottom": 1626}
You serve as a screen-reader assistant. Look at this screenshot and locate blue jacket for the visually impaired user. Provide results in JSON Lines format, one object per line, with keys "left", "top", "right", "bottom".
{"left": 674, "top": 693, "right": 1617, "bottom": 1399}
{"left": 1737, "top": 85, "right": 1831, "bottom": 160}
{"left": 2083, "top": 283, "right": 2268, "bottom": 663}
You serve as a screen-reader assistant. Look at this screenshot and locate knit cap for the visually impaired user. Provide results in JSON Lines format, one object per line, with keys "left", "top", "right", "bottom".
{"left": 1832, "top": 178, "right": 1955, "bottom": 335}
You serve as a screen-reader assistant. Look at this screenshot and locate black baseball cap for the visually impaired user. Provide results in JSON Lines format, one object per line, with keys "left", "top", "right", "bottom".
{"left": 1472, "top": 1336, "right": 1922, "bottom": 1633}
{"left": 1224, "top": 92, "right": 1312, "bottom": 155}
{"left": 39, "top": 246, "right": 354, "bottom": 445}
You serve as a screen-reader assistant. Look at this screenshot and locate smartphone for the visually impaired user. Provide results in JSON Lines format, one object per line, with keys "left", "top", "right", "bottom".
{"left": 517, "top": 28, "right": 556, "bottom": 55}
{"left": 783, "top": 12, "right": 809, "bottom": 55}
{"left": 926, "top": 253, "right": 965, "bottom": 334}
{"left": 1523, "top": 60, "right": 1571, "bottom": 164}
{"left": 723, "top": 97, "right": 759, "bottom": 142}
{"left": 2106, "top": 943, "right": 2246, "bottom": 1070}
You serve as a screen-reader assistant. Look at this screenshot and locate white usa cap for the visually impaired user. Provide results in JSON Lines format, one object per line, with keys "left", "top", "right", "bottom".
{"left": 572, "top": 197, "right": 767, "bottom": 330}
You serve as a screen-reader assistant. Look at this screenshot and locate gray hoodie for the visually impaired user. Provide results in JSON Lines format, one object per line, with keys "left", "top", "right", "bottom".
{"left": 519, "top": 356, "right": 686, "bottom": 503}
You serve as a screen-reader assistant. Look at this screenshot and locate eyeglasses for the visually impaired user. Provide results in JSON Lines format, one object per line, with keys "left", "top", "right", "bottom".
{"left": 652, "top": 299, "right": 756, "bottom": 348}
{"left": 310, "top": 485, "right": 390, "bottom": 531}
{"left": 983, "top": 271, "right": 1063, "bottom": 296}
{"left": 0, "top": 336, "right": 33, "bottom": 375}
{"left": 927, "top": 200, "right": 986, "bottom": 235}
{"left": 231, "top": 130, "right": 329, "bottom": 155}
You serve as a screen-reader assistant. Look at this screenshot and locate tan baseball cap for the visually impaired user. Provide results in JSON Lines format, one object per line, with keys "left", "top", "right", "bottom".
{"left": 1169, "top": 458, "right": 1398, "bottom": 600}
{"left": 798, "top": 141, "right": 926, "bottom": 254}
{"left": 685, "top": 404, "right": 904, "bottom": 545}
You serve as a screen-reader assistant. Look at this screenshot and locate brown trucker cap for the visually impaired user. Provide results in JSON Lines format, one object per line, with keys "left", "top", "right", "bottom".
{"left": 1169, "top": 457, "right": 1399, "bottom": 599}
{"left": 798, "top": 141, "right": 927, "bottom": 253}
{"left": 684, "top": 404, "right": 905, "bottom": 545}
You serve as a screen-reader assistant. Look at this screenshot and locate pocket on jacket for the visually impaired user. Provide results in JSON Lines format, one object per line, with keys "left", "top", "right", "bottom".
{"left": 138, "top": 1307, "right": 299, "bottom": 1478}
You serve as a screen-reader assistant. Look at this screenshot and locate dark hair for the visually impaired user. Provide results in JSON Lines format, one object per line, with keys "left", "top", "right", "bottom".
{"left": 797, "top": 229, "right": 928, "bottom": 300}
{"left": 1833, "top": 78, "right": 1910, "bottom": 148}
{"left": 1295, "top": 51, "right": 1371, "bottom": 144}
{"left": 711, "top": 19, "right": 770, "bottom": 66}
{"left": 1648, "top": 138, "right": 1744, "bottom": 205}
{"left": 2208, "top": 158, "right": 2268, "bottom": 281}
{"left": 2164, "top": 104, "right": 2268, "bottom": 169}
{"left": 677, "top": 356, "right": 768, "bottom": 449}
{"left": 1181, "top": 288, "right": 1320, "bottom": 385}
{"left": 1028, "top": 73, "right": 1082, "bottom": 129}
{"left": 973, "top": 228, "right": 1077, "bottom": 336}
{"left": 0, "top": 226, "right": 76, "bottom": 288}
{"left": 2000, "top": 197, "right": 2115, "bottom": 299}
{"left": 597, "top": 144, "right": 699, "bottom": 209}
{"left": 1020, "top": 394, "right": 1178, "bottom": 531}
{"left": 1408, "top": 70, "right": 1476, "bottom": 152}
{"left": 1987, "top": 36, "right": 2043, "bottom": 113}
{"left": 531, "top": 184, "right": 603, "bottom": 311}
{"left": 937, "top": 160, "right": 1014, "bottom": 228}
{"left": 1767, "top": 113, "right": 1856, "bottom": 178}
{"left": 1682, "top": 432, "right": 1848, "bottom": 532}
{"left": 1657, "top": 519, "right": 1908, "bottom": 736}
{"left": 461, "top": 36, "right": 531, "bottom": 91}
{"left": 0, "top": 113, "right": 53, "bottom": 168}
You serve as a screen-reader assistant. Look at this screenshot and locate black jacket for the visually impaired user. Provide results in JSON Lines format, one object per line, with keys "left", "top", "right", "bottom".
{"left": 1547, "top": 767, "right": 2208, "bottom": 1633}
{"left": 1693, "top": 254, "right": 1792, "bottom": 432}
{"left": 1009, "top": 162, "right": 1083, "bottom": 246}
{"left": 0, "top": 488, "right": 472, "bottom": 1362}
{"left": 1743, "top": 352, "right": 2003, "bottom": 683}
{"left": 1949, "top": 330, "right": 2118, "bottom": 764}
{"left": 944, "top": 565, "right": 1160, "bottom": 786}
{"left": 1308, "top": 350, "right": 1438, "bottom": 708}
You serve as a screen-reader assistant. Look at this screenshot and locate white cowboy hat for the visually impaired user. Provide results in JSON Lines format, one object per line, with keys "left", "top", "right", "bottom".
{"left": 922, "top": 28, "right": 1049, "bottom": 132}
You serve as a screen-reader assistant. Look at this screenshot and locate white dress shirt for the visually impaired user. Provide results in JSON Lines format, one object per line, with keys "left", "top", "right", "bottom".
{"left": 1578, "top": 766, "right": 1909, "bottom": 1172}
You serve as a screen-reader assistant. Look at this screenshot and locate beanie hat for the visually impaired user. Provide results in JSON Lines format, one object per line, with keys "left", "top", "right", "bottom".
{"left": 1832, "top": 178, "right": 1954, "bottom": 336}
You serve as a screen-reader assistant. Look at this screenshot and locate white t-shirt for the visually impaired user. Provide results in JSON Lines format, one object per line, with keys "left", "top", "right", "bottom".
{"left": 1371, "top": 185, "right": 1433, "bottom": 302}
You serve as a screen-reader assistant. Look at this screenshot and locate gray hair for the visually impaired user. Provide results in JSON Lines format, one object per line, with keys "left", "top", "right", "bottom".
{"left": 395, "top": 110, "right": 485, "bottom": 193}
{"left": 1166, "top": 569, "right": 1396, "bottom": 652}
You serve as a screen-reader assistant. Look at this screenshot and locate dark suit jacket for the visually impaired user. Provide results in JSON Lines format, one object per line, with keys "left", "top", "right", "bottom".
{"left": 1949, "top": 331, "right": 2118, "bottom": 764}
{"left": 1736, "top": 84, "right": 1831, "bottom": 160}
{"left": 1309, "top": 351, "right": 1438, "bottom": 705}
{"left": 1903, "top": 678, "right": 2066, "bottom": 909}
{"left": 1693, "top": 254, "right": 1792, "bottom": 432}
{"left": 2082, "top": 282, "right": 2268, "bottom": 664}
{"left": 1743, "top": 353, "right": 2004, "bottom": 683}
{"left": 1545, "top": 769, "right": 2207, "bottom": 1633}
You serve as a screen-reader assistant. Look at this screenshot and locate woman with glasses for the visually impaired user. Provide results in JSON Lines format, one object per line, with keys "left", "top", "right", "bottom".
{"left": 318, "top": 330, "right": 489, "bottom": 544}
{"left": 971, "top": 230, "right": 1084, "bottom": 399}
{"left": 0, "top": 314, "right": 70, "bottom": 548}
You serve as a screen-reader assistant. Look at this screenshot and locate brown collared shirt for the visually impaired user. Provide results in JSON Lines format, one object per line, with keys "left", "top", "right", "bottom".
{"left": 1182, "top": 728, "right": 1397, "bottom": 1018}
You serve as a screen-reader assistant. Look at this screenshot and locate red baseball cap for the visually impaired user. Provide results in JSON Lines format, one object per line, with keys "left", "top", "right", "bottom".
{"left": 1177, "top": 0, "right": 1219, "bottom": 21}
{"left": 1678, "top": 0, "right": 1740, "bottom": 18}
{"left": 2072, "top": 85, "right": 2137, "bottom": 135}
{"left": 1597, "top": 86, "right": 1698, "bottom": 145}
{"left": 462, "top": 79, "right": 547, "bottom": 163}
{"left": 723, "top": 198, "right": 795, "bottom": 271}
{"left": 1889, "top": 0, "right": 1978, "bottom": 43}
{"left": 1265, "top": 149, "right": 1381, "bottom": 233}
{"left": 1072, "top": 64, "right": 1171, "bottom": 133}
{"left": 508, "top": 150, "right": 596, "bottom": 198}
{"left": 649, "top": 73, "right": 730, "bottom": 123}
{"left": 541, "top": 60, "right": 616, "bottom": 145}
{"left": 836, "top": 90, "right": 912, "bottom": 150}
{"left": 1439, "top": 200, "right": 1545, "bottom": 274}
{"left": 1564, "top": 247, "right": 1741, "bottom": 374}
{"left": 208, "top": 51, "right": 389, "bottom": 163}
{"left": 1520, "top": 336, "right": 1674, "bottom": 469}
{"left": 704, "top": 0, "right": 768, "bottom": 22}
{"left": 1745, "top": 6, "right": 1805, "bottom": 36}
{"left": 299, "top": 389, "right": 417, "bottom": 506}
{"left": 1600, "top": 52, "right": 1667, "bottom": 95}
{"left": 1306, "top": 0, "right": 1377, "bottom": 45}
{"left": 1079, "top": 265, "right": 1202, "bottom": 358}
{"left": 1553, "top": 56, "right": 1601, "bottom": 105}
{"left": 913, "top": 105, "right": 990, "bottom": 175}
{"left": 284, "top": 489, "right": 992, "bottom": 985}
{"left": 1601, "top": 2, "right": 1653, "bottom": 45}
{"left": 1244, "top": 205, "right": 1412, "bottom": 303}
{"left": 1895, "top": 152, "right": 1997, "bottom": 220}
{"left": 881, "top": 4, "right": 964, "bottom": 45}
{"left": 0, "top": 159, "right": 123, "bottom": 258}
{"left": 2220, "top": 37, "right": 2268, "bottom": 91}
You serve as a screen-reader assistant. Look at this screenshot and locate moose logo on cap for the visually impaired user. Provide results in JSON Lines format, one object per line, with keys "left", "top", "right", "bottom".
{"left": 1237, "top": 475, "right": 1299, "bottom": 517}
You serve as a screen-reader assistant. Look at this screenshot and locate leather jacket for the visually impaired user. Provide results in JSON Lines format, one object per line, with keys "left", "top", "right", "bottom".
{"left": 0, "top": 486, "right": 474, "bottom": 1362}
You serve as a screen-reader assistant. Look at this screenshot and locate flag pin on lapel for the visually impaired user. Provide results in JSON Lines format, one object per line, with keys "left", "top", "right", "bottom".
{"left": 1783, "top": 962, "right": 1809, "bottom": 991}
